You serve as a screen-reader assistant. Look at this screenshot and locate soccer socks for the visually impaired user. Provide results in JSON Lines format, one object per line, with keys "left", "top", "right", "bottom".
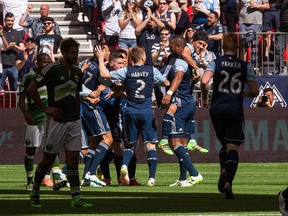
{"left": 88, "top": 142, "right": 109, "bottom": 175}
{"left": 122, "top": 148, "right": 134, "bottom": 167}
{"left": 114, "top": 155, "right": 123, "bottom": 180}
{"left": 174, "top": 145, "right": 198, "bottom": 177}
{"left": 147, "top": 149, "right": 157, "bottom": 179}
{"left": 179, "top": 148, "right": 188, "bottom": 181}
{"left": 128, "top": 153, "right": 136, "bottom": 179}
{"left": 25, "top": 155, "right": 34, "bottom": 184}
{"left": 83, "top": 149, "right": 95, "bottom": 178}
{"left": 225, "top": 150, "right": 239, "bottom": 186}
{"left": 33, "top": 165, "right": 47, "bottom": 191}
{"left": 100, "top": 149, "right": 114, "bottom": 179}
{"left": 219, "top": 148, "right": 227, "bottom": 171}
{"left": 66, "top": 168, "right": 80, "bottom": 191}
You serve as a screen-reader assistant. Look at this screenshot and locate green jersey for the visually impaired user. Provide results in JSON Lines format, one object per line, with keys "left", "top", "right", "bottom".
{"left": 35, "top": 60, "right": 82, "bottom": 122}
{"left": 19, "top": 70, "right": 48, "bottom": 125}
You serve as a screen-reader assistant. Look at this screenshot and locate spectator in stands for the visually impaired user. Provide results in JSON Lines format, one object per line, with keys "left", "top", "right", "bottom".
{"left": 223, "top": 0, "right": 238, "bottom": 32}
{"left": 186, "top": 31, "right": 216, "bottom": 90}
{"left": 155, "top": 0, "right": 177, "bottom": 32}
{"left": 262, "top": 1, "right": 280, "bottom": 64}
{"left": 191, "top": 0, "right": 221, "bottom": 27}
{"left": 83, "top": 0, "right": 97, "bottom": 34}
{"left": 170, "top": 1, "right": 191, "bottom": 36}
{"left": 151, "top": 27, "right": 171, "bottom": 68}
{"left": 135, "top": 7, "right": 164, "bottom": 65}
{"left": 118, "top": 0, "right": 143, "bottom": 51}
{"left": 19, "top": 4, "right": 61, "bottom": 39}
{"left": 102, "top": 0, "right": 123, "bottom": 52}
{"left": 0, "top": 12, "right": 25, "bottom": 91}
{"left": 0, "top": 24, "right": 9, "bottom": 93}
{"left": 185, "top": 24, "right": 196, "bottom": 43}
{"left": 0, "top": 0, "right": 28, "bottom": 32}
{"left": 15, "top": 37, "right": 37, "bottom": 83}
{"left": 196, "top": 10, "right": 223, "bottom": 56}
{"left": 35, "top": 17, "right": 62, "bottom": 62}
{"left": 271, "top": 0, "right": 288, "bottom": 75}
{"left": 236, "top": 0, "right": 269, "bottom": 70}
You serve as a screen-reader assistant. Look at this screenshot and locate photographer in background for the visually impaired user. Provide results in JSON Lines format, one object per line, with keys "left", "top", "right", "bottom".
{"left": 257, "top": 88, "right": 278, "bottom": 107}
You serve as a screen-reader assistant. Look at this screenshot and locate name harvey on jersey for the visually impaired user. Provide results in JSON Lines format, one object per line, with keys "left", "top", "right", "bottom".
{"left": 221, "top": 61, "right": 241, "bottom": 68}
{"left": 130, "top": 71, "right": 149, "bottom": 77}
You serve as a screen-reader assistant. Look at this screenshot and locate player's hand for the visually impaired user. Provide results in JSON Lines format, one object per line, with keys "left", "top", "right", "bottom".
{"left": 81, "top": 59, "right": 90, "bottom": 73}
{"left": 162, "top": 94, "right": 172, "bottom": 105}
{"left": 44, "top": 107, "right": 62, "bottom": 120}
{"left": 27, "top": 4, "right": 33, "bottom": 13}
{"left": 94, "top": 45, "right": 104, "bottom": 60}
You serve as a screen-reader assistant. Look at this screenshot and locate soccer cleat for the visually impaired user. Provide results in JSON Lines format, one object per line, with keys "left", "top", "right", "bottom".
{"left": 279, "top": 190, "right": 288, "bottom": 215}
{"left": 186, "top": 173, "right": 203, "bottom": 186}
{"left": 81, "top": 179, "right": 101, "bottom": 187}
{"left": 29, "top": 190, "right": 41, "bottom": 207}
{"left": 170, "top": 180, "right": 191, "bottom": 187}
{"left": 26, "top": 183, "right": 33, "bottom": 191}
{"left": 187, "top": 140, "right": 208, "bottom": 153}
{"left": 96, "top": 167, "right": 104, "bottom": 180}
{"left": 120, "top": 165, "right": 130, "bottom": 186}
{"left": 84, "top": 173, "right": 106, "bottom": 187}
{"left": 42, "top": 177, "right": 53, "bottom": 187}
{"left": 129, "top": 178, "right": 143, "bottom": 186}
{"left": 223, "top": 182, "right": 234, "bottom": 199}
{"left": 218, "top": 169, "right": 226, "bottom": 193}
{"left": 53, "top": 179, "right": 68, "bottom": 191}
{"left": 158, "top": 139, "right": 174, "bottom": 155}
{"left": 71, "top": 196, "right": 93, "bottom": 207}
{"left": 147, "top": 178, "right": 155, "bottom": 187}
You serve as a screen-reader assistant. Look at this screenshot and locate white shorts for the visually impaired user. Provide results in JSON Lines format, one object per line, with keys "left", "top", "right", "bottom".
{"left": 24, "top": 123, "right": 44, "bottom": 148}
{"left": 42, "top": 117, "right": 82, "bottom": 154}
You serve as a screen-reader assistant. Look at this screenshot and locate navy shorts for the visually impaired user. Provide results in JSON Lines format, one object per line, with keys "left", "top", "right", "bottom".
{"left": 170, "top": 101, "right": 196, "bottom": 138}
{"left": 125, "top": 114, "right": 158, "bottom": 145}
{"left": 262, "top": 10, "right": 280, "bottom": 32}
{"left": 210, "top": 110, "right": 245, "bottom": 145}
{"left": 81, "top": 103, "right": 111, "bottom": 137}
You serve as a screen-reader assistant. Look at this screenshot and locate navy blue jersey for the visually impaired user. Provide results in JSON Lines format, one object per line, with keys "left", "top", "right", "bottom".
{"left": 80, "top": 58, "right": 100, "bottom": 91}
{"left": 162, "top": 55, "right": 193, "bottom": 105}
{"left": 209, "top": 54, "right": 250, "bottom": 113}
{"left": 124, "top": 65, "right": 155, "bottom": 114}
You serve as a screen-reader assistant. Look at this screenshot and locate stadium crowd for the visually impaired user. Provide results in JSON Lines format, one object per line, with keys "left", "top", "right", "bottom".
{"left": 0, "top": 0, "right": 287, "bottom": 213}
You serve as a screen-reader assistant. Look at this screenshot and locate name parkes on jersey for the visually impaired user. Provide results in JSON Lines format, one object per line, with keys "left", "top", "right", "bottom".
{"left": 130, "top": 71, "right": 149, "bottom": 77}
{"left": 221, "top": 61, "right": 241, "bottom": 69}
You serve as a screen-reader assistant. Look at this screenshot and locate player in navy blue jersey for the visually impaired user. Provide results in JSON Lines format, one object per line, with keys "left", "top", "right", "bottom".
{"left": 201, "top": 32, "right": 259, "bottom": 199}
{"left": 78, "top": 42, "right": 112, "bottom": 187}
{"left": 96, "top": 45, "right": 170, "bottom": 186}
{"left": 160, "top": 35, "right": 204, "bottom": 187}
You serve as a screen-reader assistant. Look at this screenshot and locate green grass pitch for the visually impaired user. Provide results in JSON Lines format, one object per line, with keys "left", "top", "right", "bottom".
{"left": 0, "top": 163, "right": 285, "bottom": 215}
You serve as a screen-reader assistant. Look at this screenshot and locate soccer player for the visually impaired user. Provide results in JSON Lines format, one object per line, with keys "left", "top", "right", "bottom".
{"left": 201, "top": 32, "right": 259, "bottom": 199}
{"left": 19, "top": 53, "right": 66, "bottom": 191}
{"left": 27, "top": 38, "right": 93, "bottom": 207}
{"left": 160, "top": 35, "right": 203, "bottom": 187}
{"left": 96, "top": 45, "right": 170, "bottom": 186}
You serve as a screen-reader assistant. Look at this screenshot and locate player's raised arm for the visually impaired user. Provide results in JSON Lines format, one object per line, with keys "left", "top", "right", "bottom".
{"left": 95, "top": 45, "right": 111, "bottom": 79}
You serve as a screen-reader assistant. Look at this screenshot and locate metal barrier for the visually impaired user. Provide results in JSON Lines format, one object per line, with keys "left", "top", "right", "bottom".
{"left": 0, "top": 91, "right": 18, "bottom": 108}
{"left": 234, "top": 32, "right": 288, "bottom": 75}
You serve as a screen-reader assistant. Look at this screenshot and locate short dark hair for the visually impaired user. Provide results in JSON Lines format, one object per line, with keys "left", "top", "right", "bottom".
{"left": 5, "top": 12, "right": 14, "bottom": 19}
{"left": 109, "top": 50, "right": 125, "bottom": 62}
{"left": 60, "top": 38, "right": 79, "bottom": 53}
{"left": 37, "top": 53, "right": 50, "bottom": 62}
{"left": 263, "top": 88, "right": 273, "bottom": 93}
{"left": 193, "top": 31, "right": 209, "bottom": 44}
{"left": 209, "top": 10, "right": 219, "bottom": 20}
